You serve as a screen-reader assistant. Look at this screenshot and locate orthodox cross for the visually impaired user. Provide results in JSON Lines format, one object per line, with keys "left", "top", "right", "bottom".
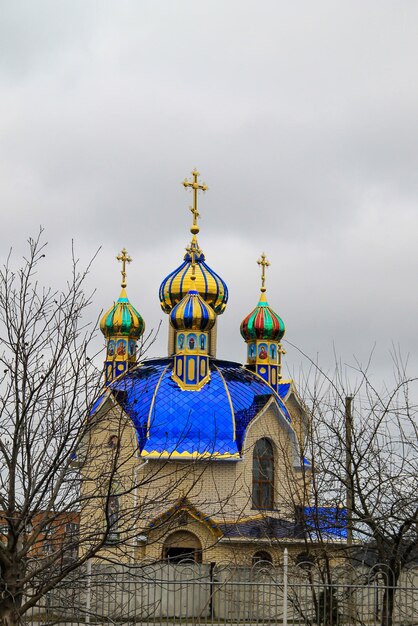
{"left": 183, "top": 168, "right": 208, "bottom": 236}
{"left": 116, "top": 248, "right": 132, "bottom": 289}
{"left": 257, "top": 253, "right": 270, "bottom": 293}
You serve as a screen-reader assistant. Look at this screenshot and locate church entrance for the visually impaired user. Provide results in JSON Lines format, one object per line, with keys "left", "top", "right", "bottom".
{"left": 163, "top": 531, "right": 202, "bottom": 563}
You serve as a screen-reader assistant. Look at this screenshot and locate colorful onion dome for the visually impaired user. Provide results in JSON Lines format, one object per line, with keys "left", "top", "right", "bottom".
{"left": 240, "top": 291, "right": 285, "bottom": 342}
{"left": 159, "top": 248, "right": 228, "bottom": 315}
{"left": 100, "top": 288, "right": 145, "bottom": 339}
{"left": 170, "top": 289, "right": 216, "bottom": 332}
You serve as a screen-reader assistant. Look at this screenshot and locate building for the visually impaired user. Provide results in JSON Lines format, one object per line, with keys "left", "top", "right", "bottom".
{"left": 0, "top": 512, "right": 79, "bottom": 563}
{"left": 80, "top": 169, "right": 344, "bottom": 566}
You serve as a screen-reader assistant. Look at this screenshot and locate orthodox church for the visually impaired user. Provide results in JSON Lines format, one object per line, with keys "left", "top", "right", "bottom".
{"left": 82, "top": 170, "right": 343, "bottom": 566}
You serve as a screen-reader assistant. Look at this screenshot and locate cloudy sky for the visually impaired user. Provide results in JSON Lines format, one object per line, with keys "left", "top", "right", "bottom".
{"left": 1, "top": 1, "right": 417, "bottom": 392}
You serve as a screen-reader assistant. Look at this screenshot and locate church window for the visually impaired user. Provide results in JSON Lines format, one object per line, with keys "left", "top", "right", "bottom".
{"left": 163, "top": 531, "right": 202, "bottom": 563}
{"left": 105, "top": 494, "right": 120, "bottom": 544}
{"left": 0, "top": 525, "right": 9, "bottom": 545}
{"left": 252, "top": 438, "right": 274, "bottom": 510}
{"left": 252, "top": 550, "right": 273, "bottom": 566}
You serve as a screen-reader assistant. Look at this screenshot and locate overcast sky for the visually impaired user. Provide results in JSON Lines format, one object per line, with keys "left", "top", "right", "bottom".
{"left": 1, "top": 1, "right": 417, "bottom": 393}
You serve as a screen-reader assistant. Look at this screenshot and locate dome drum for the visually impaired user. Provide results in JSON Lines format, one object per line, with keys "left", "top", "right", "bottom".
{"left": 100, "top": 284, "right": 145, "bottom": 385}
{"left": 169, "top": 290, "right": 215, "bottom": 390}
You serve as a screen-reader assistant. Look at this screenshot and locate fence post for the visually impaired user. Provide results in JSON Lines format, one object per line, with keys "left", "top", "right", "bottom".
{"left": 85, "top": 559, "right": 91, "bottom": 624}
{"left": 283, "top": 548, "right": 288, "bottom": 626}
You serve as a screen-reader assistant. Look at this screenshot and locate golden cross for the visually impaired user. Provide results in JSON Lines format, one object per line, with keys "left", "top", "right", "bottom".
{"left": 257, "top": 253, "right": 270, "bottom": 293}
{"left": 182, "top": 168, "right": 208, "bottom": 236}
{"left": 116, "top": 248, "right": 132, "bottom": 288}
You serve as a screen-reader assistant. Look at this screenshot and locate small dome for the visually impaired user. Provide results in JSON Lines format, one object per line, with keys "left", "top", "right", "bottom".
{"left": 100, "top": 289, "right": 145, "bottom": 339}
{"left": 159, "top": 249, "right": 228, "bottom": 315}
{"left": 240, "top": 293, "right": 285, "bottom": 342}
{"left": 170, "top": 290, "right": 216, "bottom": 332}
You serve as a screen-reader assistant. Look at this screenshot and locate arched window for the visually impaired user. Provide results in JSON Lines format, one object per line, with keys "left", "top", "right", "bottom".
{"left": 252, "top": 550, "right": 273, "bottom": 567}
{"left": 252, "top": 438, "right": 274, "bottom": 510}
{"left": 163, "top": 531, "right": 202, "bottom": 563}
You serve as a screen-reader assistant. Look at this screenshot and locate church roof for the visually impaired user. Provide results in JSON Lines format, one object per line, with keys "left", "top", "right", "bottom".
{"left": 219, "top": 509, "right": 346, "bottom": 541}
{"left": 110, "top": 357, "right": 291, "bottom": 460}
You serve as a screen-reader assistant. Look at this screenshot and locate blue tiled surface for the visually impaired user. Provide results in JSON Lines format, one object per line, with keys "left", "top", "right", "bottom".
{"left": 277, "top": 382, "right": 291, "bottom": 399}
{"left": 303, "top": 507, "right": 347, "bottom": 539}
{"left": 89, "top": 394, "right": 106, "bottom": 416}
{"left": 110, "top": 358, "right": 289, "bottom": 457}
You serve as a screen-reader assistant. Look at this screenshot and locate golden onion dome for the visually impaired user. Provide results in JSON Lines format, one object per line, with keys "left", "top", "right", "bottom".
{"left": 159, "top": 248, "right": 228, "bottom": 315}
{"left": 169, "top": 289, "right": 216, "bottom": 332}
{"left": 100, "top": 288, "right": 145, "bottom": 339}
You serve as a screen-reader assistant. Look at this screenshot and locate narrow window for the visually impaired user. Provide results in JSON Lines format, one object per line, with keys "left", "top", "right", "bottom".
{"left": 105, "top": 494, "right": 120, "bottom": 544}
{"left": 252, "top": 438, "right": 274, "bottom": 510}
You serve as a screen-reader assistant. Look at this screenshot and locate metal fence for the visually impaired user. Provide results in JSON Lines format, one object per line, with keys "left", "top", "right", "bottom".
{"left": 24, "top": 553, "right": 418, "bottom": 626}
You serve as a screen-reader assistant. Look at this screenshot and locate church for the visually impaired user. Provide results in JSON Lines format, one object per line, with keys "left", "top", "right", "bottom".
{"left": 80, "top": 170, "right": 343, "bottom": 566}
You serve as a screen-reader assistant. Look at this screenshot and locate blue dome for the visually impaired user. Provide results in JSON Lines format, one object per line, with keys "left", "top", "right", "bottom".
{"left": 170, "top": 290, "right": 216, "bottom": 332}
{"left": 109, "top": 358, "right": 291, "bottom": 459}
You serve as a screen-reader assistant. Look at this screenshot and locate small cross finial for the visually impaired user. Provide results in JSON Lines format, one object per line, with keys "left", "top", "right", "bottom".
{"left": 116, "top": 248, "right": 132, "bottom": 289}
{"left": 182, "top": 168, "right": 208, "bottom": 237}
{"left": 257, "top": 252, "right": 270, "bottom": 293}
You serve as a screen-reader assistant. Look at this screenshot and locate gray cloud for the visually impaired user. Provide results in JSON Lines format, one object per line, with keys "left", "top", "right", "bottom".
{"left": 0, "top": 1, "right": 417, "bottom": 391}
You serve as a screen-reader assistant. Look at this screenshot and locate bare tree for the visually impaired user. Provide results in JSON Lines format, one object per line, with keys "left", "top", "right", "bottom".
{"left": 295, "top": 351, "right": 418, "bottom": 626}
{"left": 0, "top": 233, "right": 241, "bottom": 626}
{"left": 0, "top": 232, "right": 111, "bottom": 626}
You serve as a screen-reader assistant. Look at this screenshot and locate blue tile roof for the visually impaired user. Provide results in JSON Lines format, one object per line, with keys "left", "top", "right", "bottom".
{"left": 110, "top": 358, "right": 290, "bottom": 459}
{"left": 303, "top": 507, "right": 347, "bottom": 539}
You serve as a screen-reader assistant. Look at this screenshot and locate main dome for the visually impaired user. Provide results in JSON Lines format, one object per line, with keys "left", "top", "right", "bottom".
{"left": 108, "top": 358, "right": 291, "bottom": 459}
{"left": 159, "top": 249, "right": 228, "bottom": 315}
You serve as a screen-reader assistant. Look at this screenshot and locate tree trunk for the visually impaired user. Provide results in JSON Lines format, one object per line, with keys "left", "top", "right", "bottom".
{"left": 0, "top": 603, "right": 21, "bottom": 626}
{"left": 380, "top": 569, "right": 398, "bottom": 626}
{"left": 0, "top": 563, "right": 24, "bottom": 626}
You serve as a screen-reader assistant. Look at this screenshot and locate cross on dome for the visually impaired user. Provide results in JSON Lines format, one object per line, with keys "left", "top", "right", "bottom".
{"left": 116, "top": 248, "right": 132, "bottom": 289}
{"left": 257, "top": 252, "right": 270, "bottom": 293}
{"left": 182, "top": 168, "right": 208, "bottom": 237}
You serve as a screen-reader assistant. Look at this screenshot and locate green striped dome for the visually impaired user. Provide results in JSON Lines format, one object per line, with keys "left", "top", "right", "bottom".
{"left": 100, "top": 288, "right": 145, "bottom": 339}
